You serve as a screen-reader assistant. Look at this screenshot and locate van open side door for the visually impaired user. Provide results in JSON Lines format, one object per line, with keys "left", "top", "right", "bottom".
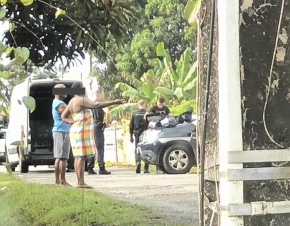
{"left": 6, "top": 78, "right": 30, "bottom": 165}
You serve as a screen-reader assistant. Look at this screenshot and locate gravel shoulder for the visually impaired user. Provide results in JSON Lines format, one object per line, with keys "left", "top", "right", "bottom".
{"left": 0, "top": 165, "right": 199, "bottom": 226}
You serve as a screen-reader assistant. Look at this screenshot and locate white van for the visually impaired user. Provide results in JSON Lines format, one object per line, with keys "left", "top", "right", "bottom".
{"left": 5, "top": 76, "right": 78, "bottom": 173}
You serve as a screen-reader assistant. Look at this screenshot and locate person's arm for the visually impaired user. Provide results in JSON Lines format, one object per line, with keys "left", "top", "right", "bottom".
{"left": 58, "top": 104, "right": 74, "bottom": 123}
{"left": 143, "top": 107, "right": 153, "bottom": 119}
{"left": 129, "top": 113, "right": 135, "bottom": 137}
{"left": 143, "top": 111, "right": 148, "bottom": 120}
{"left": 81, "top": 96, "right": 126, "bottom": 109}
{"left": 104, "top": 107, "right": 110, "bottom": 125}
{"left": 61, "top": 104, "right": 74, "bottom": 124}
{"left": 129, "top": 113, "right": 135, "bottom": 143}
{"left": 166, "top": 106, "right": 173, "bottom": 117}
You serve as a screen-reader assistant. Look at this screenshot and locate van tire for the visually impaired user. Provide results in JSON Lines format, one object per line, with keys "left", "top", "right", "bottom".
{"left": 19, "top": 152, "right": 29, "bottom": 173}
{"left": 20, "top": 160, "right": 29, "bottom": 173}
{"left": 5, "top": 147, "right": 15, "bottom": 172}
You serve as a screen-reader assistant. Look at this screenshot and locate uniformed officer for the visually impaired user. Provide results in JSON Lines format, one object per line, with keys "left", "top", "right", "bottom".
{"left": 145, "top": 97, "right": 172, "bottom": 118}
{"left": 87, "top": 88, "right": 111, "bottom": 175}
{"left": 145, "top": 97, "right": 172, "bottom": 174}
{"left": 129, "top": 99, "right": 150, "bottom": 173}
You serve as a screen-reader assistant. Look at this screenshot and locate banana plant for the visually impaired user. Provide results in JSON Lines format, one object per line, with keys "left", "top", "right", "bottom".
{"left": 110, "top": 77, "right": 158, "bottom": 118}
{"left": 184, "top": 0, "right": 202, "bottom": 29}
{"left": 109, "top": 103, "right": 138, "bottom": 118}
{"left": 114, "top": 80, "right": 157, "bottom": 105}
{"left": 153, "top": 42, "right": 197, "bottom": 100}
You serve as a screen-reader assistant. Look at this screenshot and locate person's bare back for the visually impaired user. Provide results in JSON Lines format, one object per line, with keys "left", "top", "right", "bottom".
{"left": 62, "top": 95, "right": 125, "bottom": 123}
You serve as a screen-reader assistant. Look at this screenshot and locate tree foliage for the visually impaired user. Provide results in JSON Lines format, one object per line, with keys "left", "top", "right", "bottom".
{"left": 114, "top": 42, "right": 197, "bottom": 108}
{"left": 0, "top": 41, "right": 32, "bottom": 115}
{"left": 115, "top": 0, "right": 195, "bottom": 78}
{"left": 92, "top": 0, "right": 195, "bottom": 100}
{"left": 1, "top": 0, "right": 135, "bottom": 68}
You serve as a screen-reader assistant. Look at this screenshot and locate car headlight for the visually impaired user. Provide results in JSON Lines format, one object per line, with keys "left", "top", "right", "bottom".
{"left": 142, "top": 129, "right": 161, "bottom": 143}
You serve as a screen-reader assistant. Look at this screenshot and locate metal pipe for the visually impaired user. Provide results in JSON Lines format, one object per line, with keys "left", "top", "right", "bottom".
{"left": 222, "top": 201, "right": 290, "bottom": 216}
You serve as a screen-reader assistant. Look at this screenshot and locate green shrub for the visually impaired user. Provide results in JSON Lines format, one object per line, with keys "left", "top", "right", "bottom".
{"left": 170, "top": 99, "right": 196, "bottom": 115}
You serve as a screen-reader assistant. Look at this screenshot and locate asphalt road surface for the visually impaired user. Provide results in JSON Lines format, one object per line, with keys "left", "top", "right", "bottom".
{"left": 0, "top": 165, "right": 199, "bottom": 226}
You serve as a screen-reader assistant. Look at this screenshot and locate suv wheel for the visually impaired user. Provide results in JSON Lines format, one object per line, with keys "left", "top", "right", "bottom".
{"left": 158, "top": 165, "right": 168, "bottom": 174}
{"left": 162, "top": 144, "right": 194, "bottom": 174}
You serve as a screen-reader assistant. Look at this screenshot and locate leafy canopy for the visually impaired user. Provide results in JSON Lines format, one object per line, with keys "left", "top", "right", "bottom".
{"left": 1, "top": 0, "right": 135, "bottom": 67}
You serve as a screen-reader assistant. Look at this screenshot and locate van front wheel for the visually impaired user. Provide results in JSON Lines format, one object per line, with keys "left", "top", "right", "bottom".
{"left": 5, "top": 147, "right": 15, "bottom": 172}
{"left": 19, "top": 153, "right": 29, "bottom": 173}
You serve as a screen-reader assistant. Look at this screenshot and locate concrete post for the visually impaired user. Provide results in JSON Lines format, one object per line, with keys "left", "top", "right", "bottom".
{"left": 218, "top": 0, "right": 243, "bottom": 225}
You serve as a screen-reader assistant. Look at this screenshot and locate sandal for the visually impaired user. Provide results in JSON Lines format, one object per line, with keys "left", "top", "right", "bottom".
{"left": 77, "top": 184, "right": 94, "bottom": 189}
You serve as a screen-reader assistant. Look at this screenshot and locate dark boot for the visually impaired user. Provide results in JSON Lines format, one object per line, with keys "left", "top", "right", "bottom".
{"left": 144, "top": 163, "right": 149, "bottom": 173}
{"left": 136, "top": 162, "right": 141, "bottom": 174}
{"left": 99, "top": 164, "right": 111, "bottom": 175}
{"left": 88, "top": 169, "right": 97, "bottom": 175}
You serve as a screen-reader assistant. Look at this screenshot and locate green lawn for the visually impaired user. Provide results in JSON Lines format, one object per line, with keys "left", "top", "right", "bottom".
{"left": 0, "top": 173, "right": 186, "bottom": 226}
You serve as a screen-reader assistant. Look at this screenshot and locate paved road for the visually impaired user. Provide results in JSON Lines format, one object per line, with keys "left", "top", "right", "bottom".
{"left": 0, "top": 165, "right": 199, "bottom": 226}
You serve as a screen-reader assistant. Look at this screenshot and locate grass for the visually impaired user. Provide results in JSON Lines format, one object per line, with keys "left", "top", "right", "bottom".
{"left": 0, "top": 173, "right": 187, "bottom": 226}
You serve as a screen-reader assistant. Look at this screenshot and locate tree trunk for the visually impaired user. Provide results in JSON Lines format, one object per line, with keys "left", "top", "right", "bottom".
{"left": 198, "top": 0, "right": 290, "bottom": 225}
{"left": 241, "top": 0, "right": 290, "bottom": 225}
{"left": 197, "top": 0, "right": 219, "bottom": 225}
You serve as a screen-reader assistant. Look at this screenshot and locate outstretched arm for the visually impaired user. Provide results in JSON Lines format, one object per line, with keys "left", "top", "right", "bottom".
{"left": 82, "top": 96, "right": 126, "bottom": 109}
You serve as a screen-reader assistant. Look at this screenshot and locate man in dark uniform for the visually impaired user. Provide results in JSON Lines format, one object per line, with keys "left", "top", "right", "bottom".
{"left": 130, "top": 100, "right": 150, "bottom": 173}
{"left": 145, "top": 97, "right": 172, "bottom": 118}
{"left": 87, "top": 88, "right": 111, "bottom": 175}
{"left": 145, "top": 97, "right": 172, "bottom": 173}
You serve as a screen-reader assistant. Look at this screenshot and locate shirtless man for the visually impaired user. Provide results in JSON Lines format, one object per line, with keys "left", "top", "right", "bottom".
{"left": 52, "top": 84, "right": 71, "bottom": 186}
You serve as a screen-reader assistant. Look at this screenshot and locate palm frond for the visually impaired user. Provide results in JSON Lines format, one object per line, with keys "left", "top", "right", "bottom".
{"left": 115, "top": 82, "right": 138, "bottom": 92}
{"left": 109, "top": 103, "right": 138, "bottom": 118}
{"left": 122, "top": 90, "right": 147, "bottom": 100}
{"left": 153, "top": 87, "right": 175, "bottom": 97}
{"left": 182, "top": 60, "right": 198, "bottom": 87}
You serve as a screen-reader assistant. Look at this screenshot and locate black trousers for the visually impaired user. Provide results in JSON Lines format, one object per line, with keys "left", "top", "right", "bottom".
{"left": 87, "top": 125, "right": 105, "bottom": 170}
{"left": 135, "top": 133, "right": 149, "bottom": 170}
